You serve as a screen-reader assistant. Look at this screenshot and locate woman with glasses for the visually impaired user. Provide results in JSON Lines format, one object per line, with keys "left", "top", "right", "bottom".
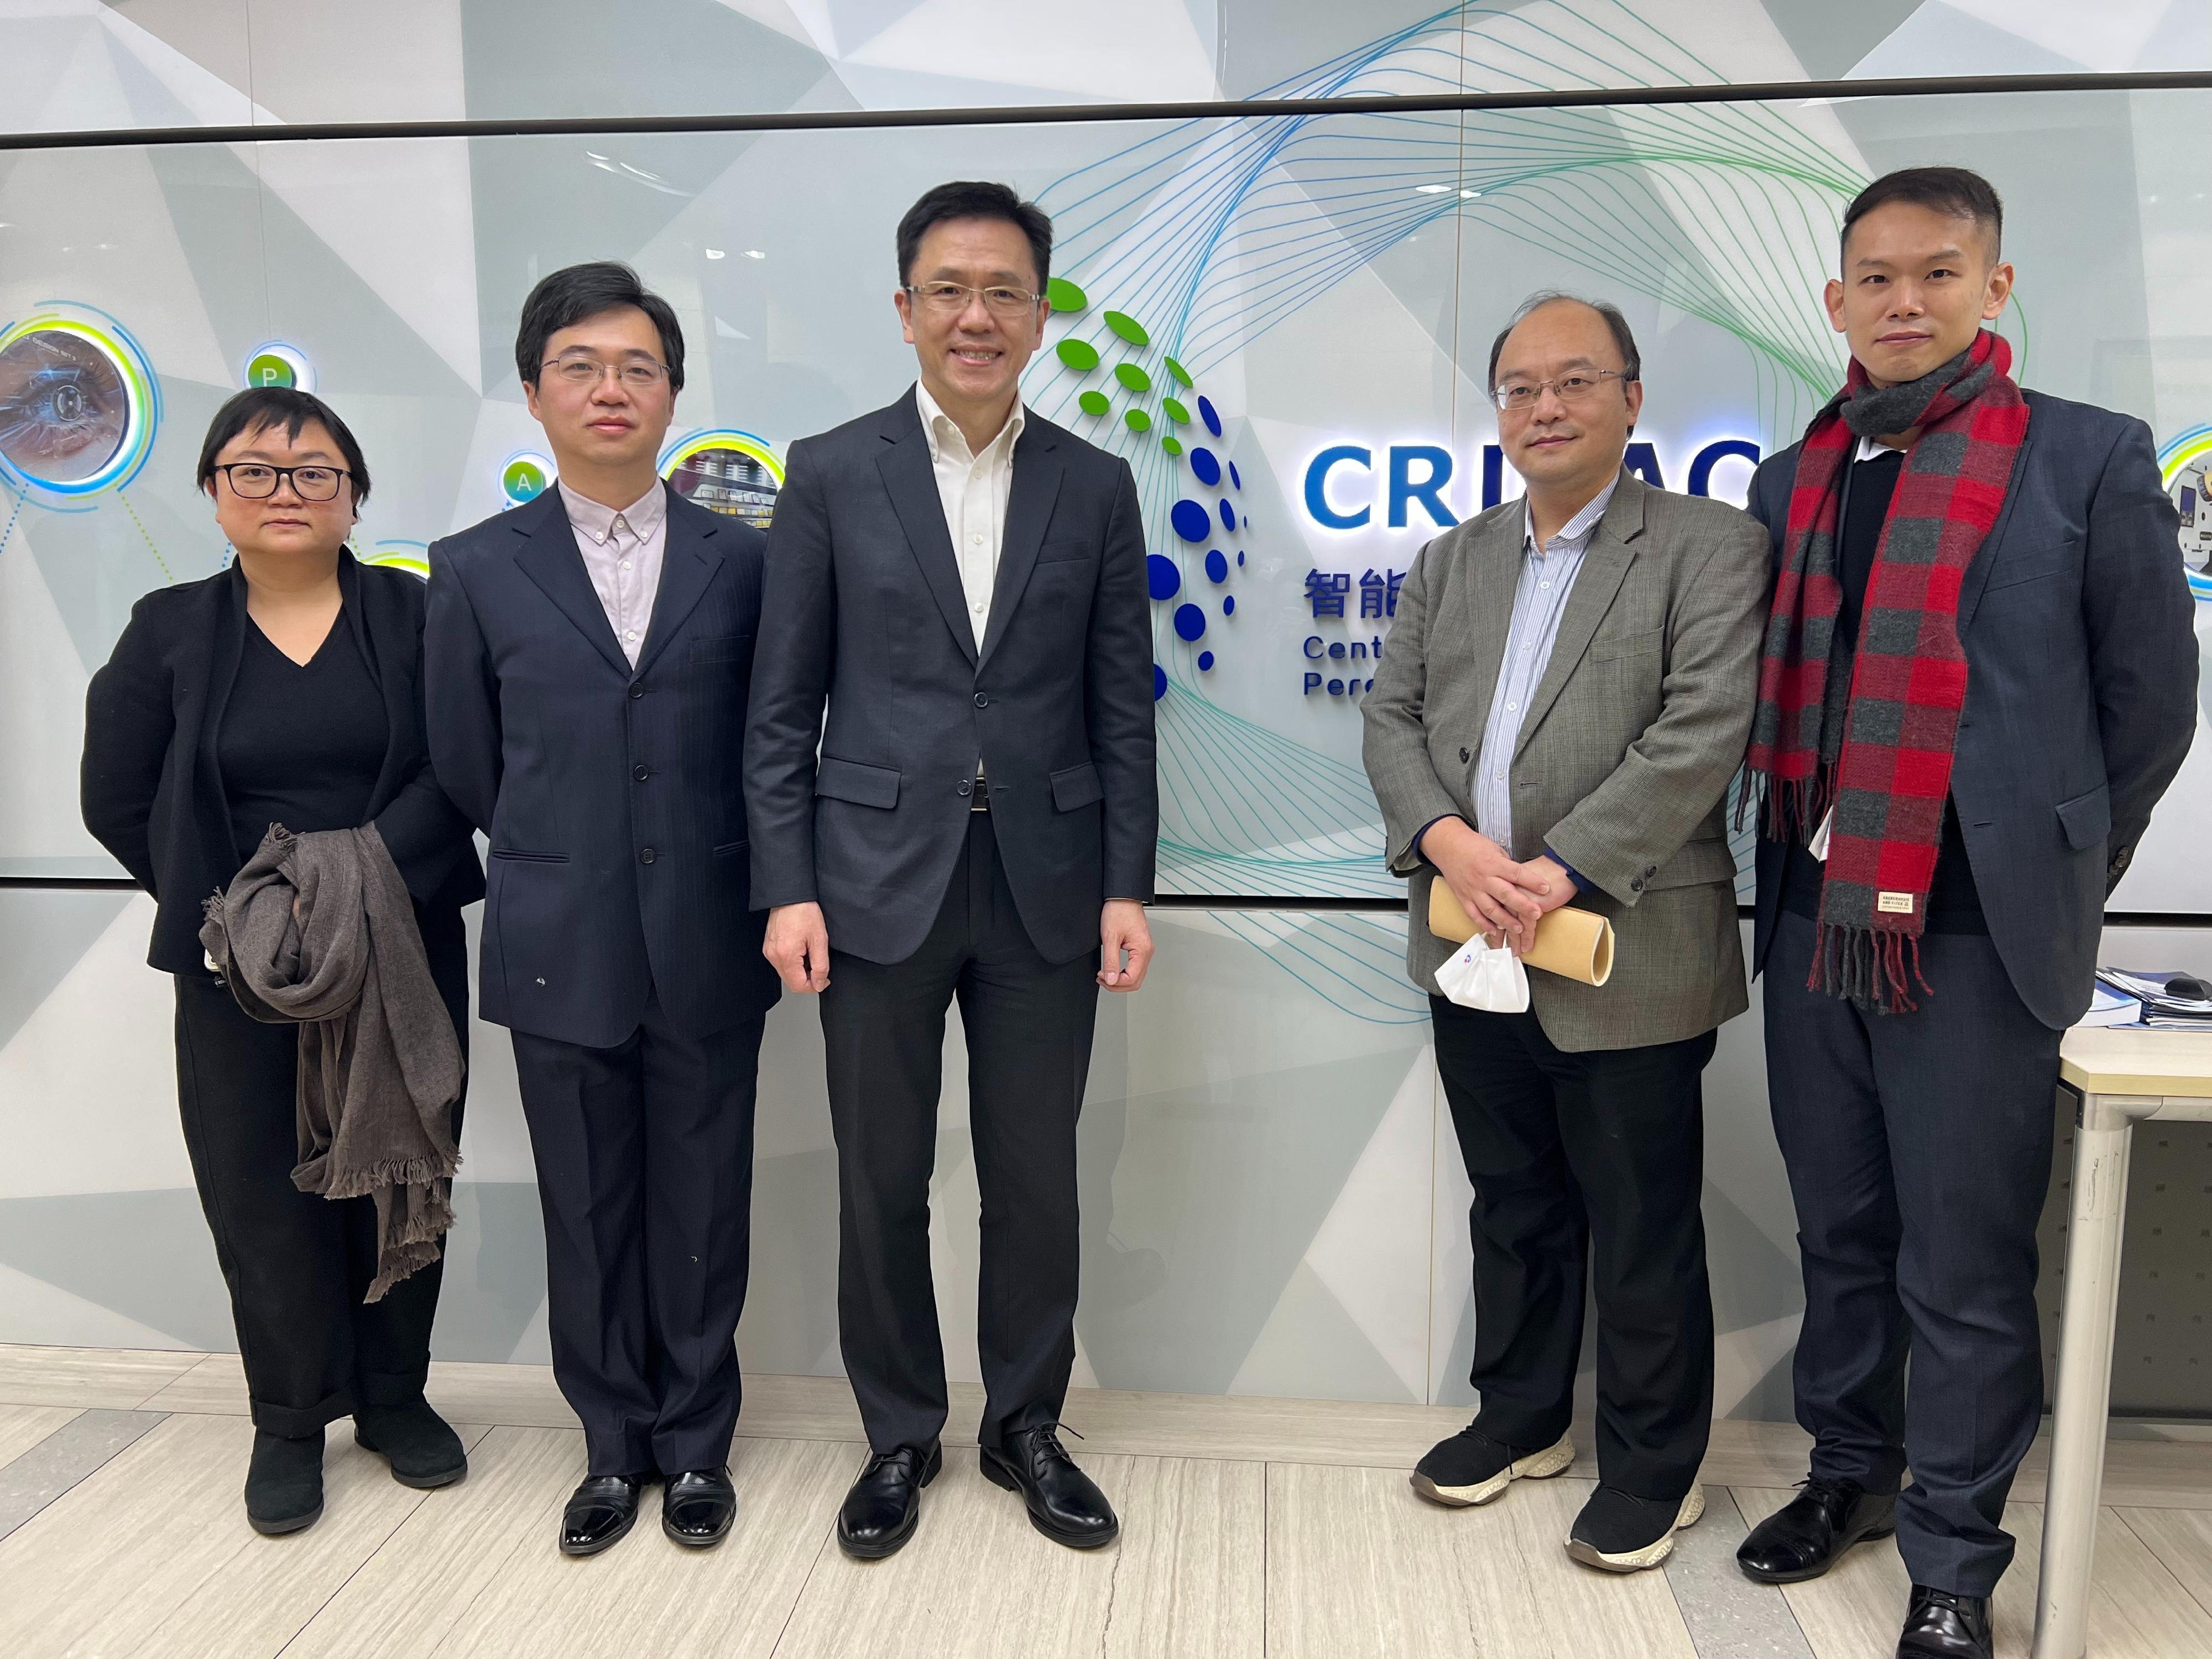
{"left": 81, "top": 387, "right": 483, "bottom": 1536}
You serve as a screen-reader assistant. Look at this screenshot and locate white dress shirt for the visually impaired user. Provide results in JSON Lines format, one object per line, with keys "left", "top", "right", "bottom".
{"left": 915, "top": 380, "right": 1024, "bottom": 651}
{"left": 559, "top": 479, "right": 668, "bottom": 668}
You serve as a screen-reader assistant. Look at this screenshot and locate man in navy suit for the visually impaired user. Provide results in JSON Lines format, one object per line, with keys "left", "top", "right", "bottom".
{"left": 1733, "top": 170, "right": 2195, "bottom": 1659}
{"left": 425, "top": 263, "right": 781, "bottom": 1557}
{"left": 746, "top": 182, "right": 1156, "bottom": 1561}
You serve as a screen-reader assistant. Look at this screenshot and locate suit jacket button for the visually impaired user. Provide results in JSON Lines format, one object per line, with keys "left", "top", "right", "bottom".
{"left": 957, "top": 780, "right": 972, "bottom": 797}
{"left": 640, "top": 847, "right": 656, "bottom": 865}
{"left": 1631, "top": 877, "right": 1645, "bottom": 891}
{"left": 974, "top": 692, "right": 989, "bottom": 708}
{"left": 633, "top": 764, "right": 650, "bottom": 782}
{"left": 629, "top": 684, "right": 645, "bottom": 699}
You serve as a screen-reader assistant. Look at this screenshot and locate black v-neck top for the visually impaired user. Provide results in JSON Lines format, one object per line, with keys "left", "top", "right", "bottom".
{"left": 219, "top": 612, "right": 389, "bottom": 865}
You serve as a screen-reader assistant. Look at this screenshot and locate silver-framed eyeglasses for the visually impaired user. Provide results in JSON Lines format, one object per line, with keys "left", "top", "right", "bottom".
{"left": 1492, "top": 369, "right": 1631, "bottom": 413}
{"left": 542, "top": 355, "right": 670, "bottom": 389}
{"left": 213, "top": 463, "right": 351, "bottom": 502}
{"left": 905, "top": 281, "right": 1044, "bottom": 317}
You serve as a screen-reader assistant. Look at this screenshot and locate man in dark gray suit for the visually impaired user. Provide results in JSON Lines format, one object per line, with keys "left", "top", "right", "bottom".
{"left": 425, "top": 264, "right": 781, "bottom": 1558}
{"left": 1734, "top": 169, "right": 2195, "bottom": 1659}
{"left": 1364, "top": 293, "right": 1769, "bottom": 1574}
{"left": 745, "top": 182, "right": 1156, "bottom": 1560}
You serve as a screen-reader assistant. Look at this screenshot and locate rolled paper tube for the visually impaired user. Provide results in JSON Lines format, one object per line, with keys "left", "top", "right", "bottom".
{"left": 1426, "top": 883, "right": 1616, "bottom": 987}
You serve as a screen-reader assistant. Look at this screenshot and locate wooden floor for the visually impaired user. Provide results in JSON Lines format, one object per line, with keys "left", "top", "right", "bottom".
{"left": 1, "top": 1344, "right": 2209, "bottom": 1658}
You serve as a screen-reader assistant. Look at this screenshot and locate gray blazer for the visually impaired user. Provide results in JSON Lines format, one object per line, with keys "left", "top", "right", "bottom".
{"left": 1362, "top": 471, "right": 1769, "bottom": 1052}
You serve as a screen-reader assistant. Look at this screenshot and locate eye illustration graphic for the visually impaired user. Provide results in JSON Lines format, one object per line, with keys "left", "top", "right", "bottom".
{"left": 0, "top": 331, "right": 127, "bottom": 482}
{"left": 0, "top": 310, "right": 158, "bottom": 499}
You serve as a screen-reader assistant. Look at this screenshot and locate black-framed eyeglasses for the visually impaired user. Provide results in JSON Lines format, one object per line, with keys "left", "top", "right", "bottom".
{"left": 904, "top": 281, "right": 1044, "bottom": 317}
{"left": 542, "top": 355, "right": 670, "bottom": 389}
{"left": 212, "top": 463, "right": 351, "bottom": 502}
{"left": 1491, "top": 369, "right": 1631, "bottom": 413}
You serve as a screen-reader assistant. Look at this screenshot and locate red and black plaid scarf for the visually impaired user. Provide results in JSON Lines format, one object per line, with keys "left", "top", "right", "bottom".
{"left": 1746, "top": 330, "right": 2027, "bottom": 1012}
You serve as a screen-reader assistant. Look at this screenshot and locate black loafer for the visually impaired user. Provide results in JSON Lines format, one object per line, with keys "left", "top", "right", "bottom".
{"left": 980, "top": 1425, "right": 1119, "bottom": 1550}
{"left": 1736, "top": 1475, "right": 1896, "bottom": 1584}
{"left": 353, "top": 1401, "right": 467, "bottom": 1490}
{"left": 661, "top": 1466, "right": 736, "bottom": 1548}
{"left": 836, "top": 1442, "right": 941, "bottom": 1560}
{"left": 246, "top": 1427, "right": 325, "bottom": 1536}
{"left": 1897, "top": 1584, "right": 1993, "bottom": 1658}
{"left": 560, "top": 1473, "right": 646, "bottom": 1557}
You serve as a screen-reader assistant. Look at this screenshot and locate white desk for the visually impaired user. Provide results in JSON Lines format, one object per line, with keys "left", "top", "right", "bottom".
{"left": 2033, "top": 1026, "right": 2212, "bottom": 1659}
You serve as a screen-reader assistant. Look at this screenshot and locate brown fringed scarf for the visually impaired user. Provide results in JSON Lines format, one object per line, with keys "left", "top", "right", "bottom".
{"left": 1746, "top": 330, "right": 2027, "bottom": 1012}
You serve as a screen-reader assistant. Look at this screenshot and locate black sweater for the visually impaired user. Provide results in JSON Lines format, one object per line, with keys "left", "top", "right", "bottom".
{"left": 81, "top": 552, "right": 484, "bottom": 974}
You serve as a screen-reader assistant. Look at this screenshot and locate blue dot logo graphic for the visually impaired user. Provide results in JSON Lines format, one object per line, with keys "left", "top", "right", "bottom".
{"left": 1197, "top": 396, "right": 1222, "bottom": 437}
{"left": 1204, "top": 549, "right": 1228, "bottom": 583}
{"left": 1223, "top": 594, "right": 1237, "bottom": 615}
{"left": 1237, "top": 550, "right": 1245, "bottom": 566}
{"left": 1229, "top": 461, "right": 1242, "bottom": 489}
{"left": 1219, "top": 499, "right": 1237, "bottom": 532}
{"left": 1173, "top": 603, "right": 1207, "bottom": 641}
{"left": 1197, "top": 651, "right": 1215, "bottom": 671}
{"left": 1189, "top": 446, "right": 1221, "bottom": 487}
{"left": 1170, "top": 499, "right": 1211, "bottom": 542}
{"left": 1146, "top": 552, "right": 1182, "bottom": 600}
{"left": 1152, "top": 664, "right": 1167, "bottom": 701}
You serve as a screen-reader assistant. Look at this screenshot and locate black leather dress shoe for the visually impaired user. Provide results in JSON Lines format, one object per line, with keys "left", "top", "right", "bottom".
{"left": 837, "top": 1442, "right": 942, "bottom": 1560}
{"left": 353, "top": 1401, "right": 467, "bottom": 1490}
{"left": 662, "top": 1467, "right": 736, "bottom": 1547}
{"left": 560, "top": 1473, "right": 646, "bottom": 1557}
{"left": 1897, "top": 1584, "right": 1993, "bottom": 1658}
{"left": 980, "top": 1425, "right": 1119, "bottom": 1550}
{"left": 1736, "top": 1475, "right": 1896, "bottom": 1584}
{"left": 246, "top": 1428, "right": 325, "bottom": 1536}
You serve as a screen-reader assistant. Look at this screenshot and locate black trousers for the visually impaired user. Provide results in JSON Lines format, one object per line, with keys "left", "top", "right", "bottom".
{"left": 172, "top": 906, "right": 468, "bottom": 1439}
{"left": 1764, "top": 909, "right": 2059, "bottom": 1597}
{"left": 820, "top": 810, "right": 1100, "bottom": 1454}
{"left": 1431, "top": 996, "right": 1717, "bottom": 1500}
{"left": 509, "top": 989, "right": 765, "bottom": 1478}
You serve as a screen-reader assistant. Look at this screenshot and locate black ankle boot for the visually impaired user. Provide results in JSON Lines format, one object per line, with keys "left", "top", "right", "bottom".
{"left": 353, "top": 1401, "right": 467, "bottom": 1489}
{"left": 246, "top": 1428, "right": 324, "bottom": 1536}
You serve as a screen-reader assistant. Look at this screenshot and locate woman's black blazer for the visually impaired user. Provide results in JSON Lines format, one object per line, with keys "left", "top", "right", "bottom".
{"left": 81, "top": 551, "right": 486, "bottom": 974}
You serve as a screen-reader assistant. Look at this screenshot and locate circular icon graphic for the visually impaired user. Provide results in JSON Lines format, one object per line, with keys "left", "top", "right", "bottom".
{"left": 0, "top": 310, "right": 158, "bottom": 498}
{"left": 660, "top": 429, "right": 783, "bottom": 531}
{"left": 243, "top": 342, "right": 314, "bottom": 392}
{"left": 503, "top": 452, "right": 554, "bottom": 507}
{"left": 2159, "top": 427, "right": 2212, "bottom": 586}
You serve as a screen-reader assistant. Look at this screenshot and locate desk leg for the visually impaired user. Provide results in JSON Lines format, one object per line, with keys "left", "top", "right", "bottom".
{"left": 2031, "top": 1089, "right": 2148, "bottom": 1659}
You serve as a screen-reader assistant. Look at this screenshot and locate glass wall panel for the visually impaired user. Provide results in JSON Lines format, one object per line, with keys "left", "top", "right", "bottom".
{"left": 3, "top": 87, "right": 2208, "bottom": 908}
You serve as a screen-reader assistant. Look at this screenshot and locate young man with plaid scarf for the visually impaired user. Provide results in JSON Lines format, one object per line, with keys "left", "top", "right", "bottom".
{"left": 1736, "top": 167, "right": 2197, "bottom": 1659}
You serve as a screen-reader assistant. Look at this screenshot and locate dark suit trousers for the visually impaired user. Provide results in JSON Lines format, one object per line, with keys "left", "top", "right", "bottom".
{"left": 820, "top": 810, "right": 1099, "bottom": 1454}
{"left": 1431, "top": 996, "right": 1716, "bottom": 1501}
{"left": 171, "top": 907, "right": 468, "bottom": 1439}
{"left": 509, "top": 990, "right": 765, "bottom": 1477}
{"left": 1763, "top": 909, "right": 2058, "bottom": 1597}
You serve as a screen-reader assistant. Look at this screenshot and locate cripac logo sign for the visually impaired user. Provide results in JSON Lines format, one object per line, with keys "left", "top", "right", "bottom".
{"left": 1292, "top": 435, "right": 1762, "bottom": 702}
{"left": 1301, "top": 437, "right": 1763, "bottom": 531}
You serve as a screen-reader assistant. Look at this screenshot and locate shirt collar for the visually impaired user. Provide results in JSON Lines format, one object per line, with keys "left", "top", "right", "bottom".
{"left": 1522, "top": 472, "right": 1620, "bottom": 556}
{"left": 1855, "top": 433, "right": 1906, "bottom": 463}
{"left": 557, "top": 478, "right": 667, "bottom": 546}
{"left": 915, "top": 379, "right": 1024, "bottom": 466}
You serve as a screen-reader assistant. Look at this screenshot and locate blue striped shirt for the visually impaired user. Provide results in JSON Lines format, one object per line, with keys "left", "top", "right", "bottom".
{"left": 1470, "top": 477, "right": 1619, "bottom": 852}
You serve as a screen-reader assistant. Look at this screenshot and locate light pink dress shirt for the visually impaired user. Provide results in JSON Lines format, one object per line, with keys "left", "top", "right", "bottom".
{"left": 558, "top": 479, "right": 668, "bottom": 668}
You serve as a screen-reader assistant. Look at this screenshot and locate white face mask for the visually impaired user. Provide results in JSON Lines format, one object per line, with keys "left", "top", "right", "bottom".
{"left": 1433, "top": 933, "right": 1530, "bottom": 1014}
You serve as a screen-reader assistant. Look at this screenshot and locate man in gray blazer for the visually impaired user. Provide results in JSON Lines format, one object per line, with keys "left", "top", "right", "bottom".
{"left": 1364, "top": 292, "right": 1767, "bottom": 1573}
